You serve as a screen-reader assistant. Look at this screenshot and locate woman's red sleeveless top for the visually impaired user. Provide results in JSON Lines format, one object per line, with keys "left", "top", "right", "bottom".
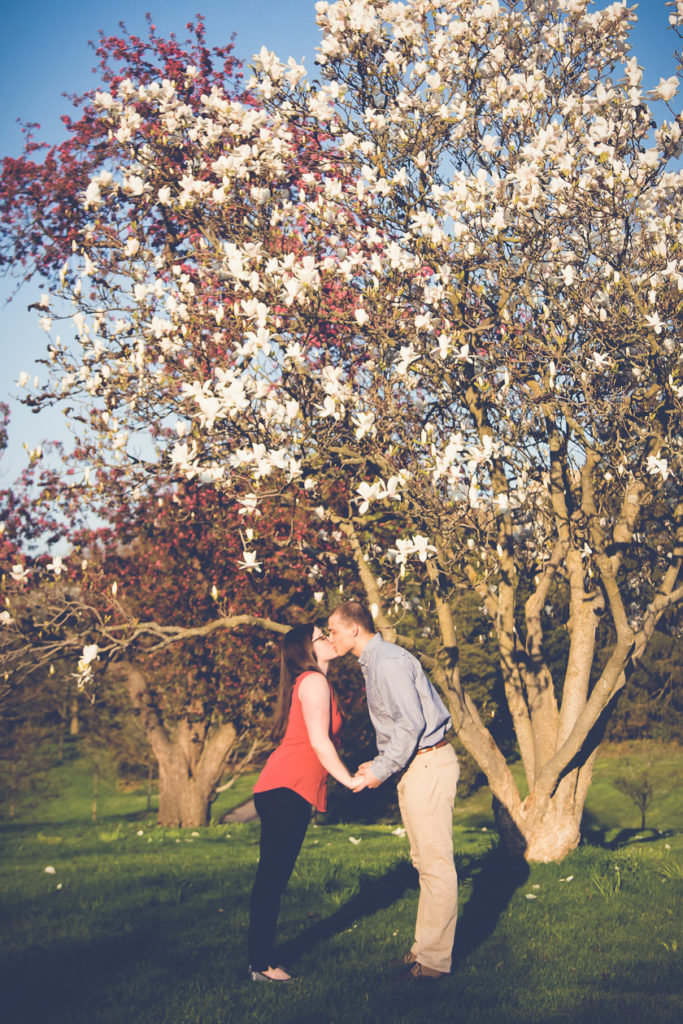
{"left": 253, "top": 672, "right": 342, "bottom": 812}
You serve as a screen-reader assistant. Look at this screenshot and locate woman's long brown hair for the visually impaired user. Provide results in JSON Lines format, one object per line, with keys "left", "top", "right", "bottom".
{"left": 271, "top": 623, "right": 322, "bottom": 742}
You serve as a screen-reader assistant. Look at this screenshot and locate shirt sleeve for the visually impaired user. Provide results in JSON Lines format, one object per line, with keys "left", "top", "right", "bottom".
{"left": 370, "top": 654, "right": 426, "bottom": 782}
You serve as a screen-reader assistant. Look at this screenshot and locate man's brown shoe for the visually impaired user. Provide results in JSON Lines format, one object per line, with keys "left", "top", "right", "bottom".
{"left": 388, "top": 951, "right": 418, "bottom": 970}
{"left": 407, "top": 961, "right": 446, "bottom": 981}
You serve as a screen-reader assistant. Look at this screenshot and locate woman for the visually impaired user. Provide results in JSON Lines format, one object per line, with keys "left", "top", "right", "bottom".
{"left": 247, "top": 623, "right": 363, "bottom": 982}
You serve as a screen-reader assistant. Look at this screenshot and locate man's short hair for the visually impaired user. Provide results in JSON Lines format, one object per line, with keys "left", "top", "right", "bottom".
{"left": 331, "top": 599, "right": 375, "bottom": 635}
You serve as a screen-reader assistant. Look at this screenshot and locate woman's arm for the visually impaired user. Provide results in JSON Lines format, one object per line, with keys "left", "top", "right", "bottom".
{"left": 299, "top": 673, "right": 364, "bottom": 790}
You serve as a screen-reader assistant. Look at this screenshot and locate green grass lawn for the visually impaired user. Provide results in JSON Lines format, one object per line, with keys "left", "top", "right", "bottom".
{"left": 1, "top": 743, "right": 681, "bottom": 1024}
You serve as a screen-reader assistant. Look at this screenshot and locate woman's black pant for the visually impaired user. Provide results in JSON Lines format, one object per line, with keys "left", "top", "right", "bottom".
{"left": 248, "top": 787, "right": 312, "bottom": 971}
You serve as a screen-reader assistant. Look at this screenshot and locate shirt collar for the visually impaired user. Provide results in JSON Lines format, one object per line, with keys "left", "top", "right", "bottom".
{"left": 358, "top": 632, "right": 382, "bottom": 667}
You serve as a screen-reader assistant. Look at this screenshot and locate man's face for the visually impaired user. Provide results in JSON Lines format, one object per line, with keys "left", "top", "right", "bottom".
{"left": 327, "top": 612, "right": 358, "bottom": 657}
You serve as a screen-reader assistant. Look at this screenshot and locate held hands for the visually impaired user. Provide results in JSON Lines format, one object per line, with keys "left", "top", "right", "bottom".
{"left": 347, "top": 761, "right": 381, "bottom": 792}
{"left": 349, "top": 772, "right": 367, "bottom": 792}
{"left": 356, "top": 761, "right": 382, "bottom": 789}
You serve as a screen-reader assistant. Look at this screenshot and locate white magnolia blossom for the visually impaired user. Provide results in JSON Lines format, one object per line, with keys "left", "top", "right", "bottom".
{"left": 353, "top": 411, "right": 376, "bottom": 439}
{"left": 76, "top": 643, "right": 100, "bottom": 686}
{"left": 238, "top": 550, "right": 262, "bottom": 572}
{"left": 237, "top": 493, "right": 261, "bottom": 516}
{"left": 646, "top": 454, "right": 671, "bottom": 480}
{"left": 356, "top": 480, "right": 383, "bottom": 514}
{"left": 651, "top": 76, "right": 679, "bottom": 103}
{"left": 170, "top": 441, "right": 198, "bottom": 476}
{"left": 80, "top": 643, "right": 99, "bottom": 665}
{"left": 391, "top": 535, "right": 437, "bottom": 565}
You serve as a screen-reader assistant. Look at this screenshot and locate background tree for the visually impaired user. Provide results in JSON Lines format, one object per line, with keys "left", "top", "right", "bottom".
{"left": 0, "top": 673, "right": 56, "bottom": 820}
{"left": 0, "top": 19, "right": 359, "bottom": 826}
{"left": 613, "top": 764, "right": 655, "bottom": 831}
{"left": 0, "top": 14, "right": 247, "bottom": 286}
{"left": 2, "top": 473, "right": 355, "bottom": 826}
{"left": 605, "top": 615, "right": 683, "bottom": 743}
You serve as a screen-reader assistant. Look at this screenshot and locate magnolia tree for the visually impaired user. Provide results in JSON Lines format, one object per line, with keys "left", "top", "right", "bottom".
{"left": 6, "top": 0, "right": 683, "bottom": 858}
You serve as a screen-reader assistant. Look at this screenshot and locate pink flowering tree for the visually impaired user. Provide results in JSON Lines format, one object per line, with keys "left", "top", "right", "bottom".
{"left": 0, "top": 461, "right": 357, "bottom": 825}
{"left": 0, "top": 19, "right": 358, "bottom": 826}
{"left": 6, "top": 1, "right": 683, "bottom": 858}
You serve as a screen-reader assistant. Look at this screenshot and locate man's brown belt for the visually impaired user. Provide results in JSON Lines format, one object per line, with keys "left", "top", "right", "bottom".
{"left": 416, "top": 737, "right": 448, "bottom": 754}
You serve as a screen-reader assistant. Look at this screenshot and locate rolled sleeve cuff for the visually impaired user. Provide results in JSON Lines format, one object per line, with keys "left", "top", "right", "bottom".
{"left": 370, "top": 755, "right": 396, "bottom": 783}
{"left": 371, "top": 746, "right": 415, "bottom": 783}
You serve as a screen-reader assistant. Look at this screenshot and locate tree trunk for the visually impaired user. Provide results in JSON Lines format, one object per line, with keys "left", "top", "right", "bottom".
{"left": 152, "top": 724, "right": 237, "bottom": 826}
{"left": 494, "top": 781, "right": 582, "bottom": 863}
{"left": 70, "top": 694, "right": 80, "bottom": 736}
{"left": 117, "top": 661, "right": 237, "bottom": 828}
{"left": 463, "top": 720, "right": 601, "bottom": 862}
{"left": 156, "top": 745, "right": 212, "bottom": 826}
{"left": 9, "top": 763, "right": 17, "bottom": 820}
{"left": 351, "top": 516, "right": 655, "bottom": 863}
{"left": 92, "top": 765, "right": 99, "bottom": 823}
{"left": 441, "top": 670, "right": 604, "bottom": 862}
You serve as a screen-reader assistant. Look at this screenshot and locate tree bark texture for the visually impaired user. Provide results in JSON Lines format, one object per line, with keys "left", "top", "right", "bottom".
{"left": 117, "top": 661, "right": 237, "bottom": 827}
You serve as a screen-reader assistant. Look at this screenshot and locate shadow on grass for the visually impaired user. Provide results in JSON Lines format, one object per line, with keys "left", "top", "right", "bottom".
{"left": 453, "top": 844, "right": 529, "bottom": 967}
{"left": 4, "top": 922, "right": 182, "bottom": 1022}
{"left": 1, "top": 889, "right": 241, "bottom": 1024}
{"left": 0, "top": 807, "right": 157, "bottom": 829}
{"left": 279, "top": 860, "right": 419, "bottom": 963}
{"left": 281, "top": 842, "right": 530, "bottom": 973}
{"left": 581, "top": 810, "right": 677, "bottom": 849}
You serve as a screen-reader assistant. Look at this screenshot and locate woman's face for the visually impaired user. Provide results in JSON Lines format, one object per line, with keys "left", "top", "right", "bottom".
{"left": 312, "top": 627, "right": 337, "bottom": 664}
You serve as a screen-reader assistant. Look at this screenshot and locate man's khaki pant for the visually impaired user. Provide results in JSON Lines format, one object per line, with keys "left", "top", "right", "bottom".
{"left": 397, "top": 742, "right": 460, "bottom": 974}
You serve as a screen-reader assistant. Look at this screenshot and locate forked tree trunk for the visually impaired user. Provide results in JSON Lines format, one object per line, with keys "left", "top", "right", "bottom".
{"left": 117, "top": 661, "right": 237, "bottom": 828}
{"left": 444, "top": 687, "right": 602, "bottom": 861}
{"left": 156, "top": 745, "right": 214, "bottom": 826}
{"left": 494, "top": 803, "right": 580, "bottom": 862}
{"left": 492, "top": 768, "right": 591, "bottom": 862}
{"left": 439, "top": 639, "right": 612, "bottom": 862}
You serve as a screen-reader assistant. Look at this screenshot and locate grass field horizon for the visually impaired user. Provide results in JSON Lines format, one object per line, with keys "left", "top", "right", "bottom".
{"left": 1, "top": 740, "right": 681, "bottom": 1023}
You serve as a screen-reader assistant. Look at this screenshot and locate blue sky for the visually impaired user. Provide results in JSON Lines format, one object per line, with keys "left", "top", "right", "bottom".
{"left": 0, "top": 0, "right": 679, "bottom": 482}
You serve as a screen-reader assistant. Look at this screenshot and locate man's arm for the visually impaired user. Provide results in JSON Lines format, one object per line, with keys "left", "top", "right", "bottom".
{"left": 366, "top": 655, "right": 426, "bottom": 783}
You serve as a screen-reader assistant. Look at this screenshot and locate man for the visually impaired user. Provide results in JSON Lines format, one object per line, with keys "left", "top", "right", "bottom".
{"left": 327, "top": 600, "right": 460, "bottom": 981}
